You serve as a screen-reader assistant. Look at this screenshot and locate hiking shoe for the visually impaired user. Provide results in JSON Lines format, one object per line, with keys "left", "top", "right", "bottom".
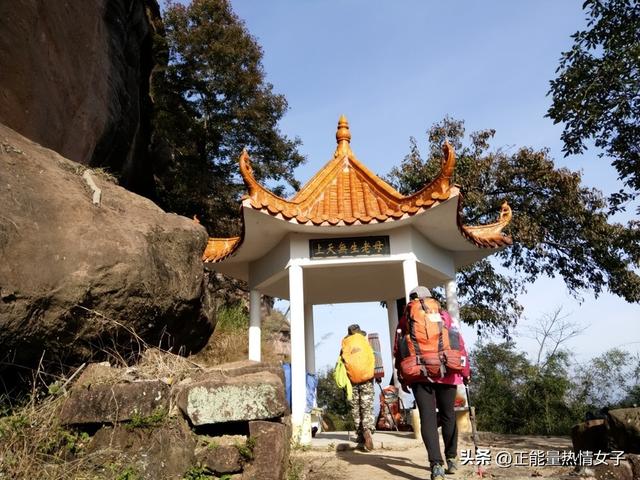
{"left": 431, "top": 463, "right": 446, "bottom": 480}
{"left": 445, "top": 458, "right": 458, "bottom": 474}
{"left": 363, "top": 429, "right": 374, "bottom": 451}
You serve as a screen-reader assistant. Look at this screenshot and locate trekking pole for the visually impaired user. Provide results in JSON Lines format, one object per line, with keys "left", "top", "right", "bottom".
{"left": 464, "top": 383, "right": 485, "bottom": 478}
{"left": 376, "top": 382, "right": 399, "bottom": 431}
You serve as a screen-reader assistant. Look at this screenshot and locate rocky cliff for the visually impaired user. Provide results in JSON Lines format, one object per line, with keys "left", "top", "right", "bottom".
{"left": 0, "top": 0, "right": 162, "bottom": 196}
{"left": 0, "top": 123, "right": 214, "bottom": 377}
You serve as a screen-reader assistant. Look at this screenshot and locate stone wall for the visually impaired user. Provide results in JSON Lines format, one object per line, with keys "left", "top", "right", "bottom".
{"left": 59, "top": 359, "right": 291, "bottom": 479}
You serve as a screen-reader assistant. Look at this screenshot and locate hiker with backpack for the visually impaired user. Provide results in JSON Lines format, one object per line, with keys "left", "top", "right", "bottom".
{"left": 394, "top": 286, "right": 471, "bottom": 480}
{"left": 338, "top": 323, "right": 377, "bottom": 451}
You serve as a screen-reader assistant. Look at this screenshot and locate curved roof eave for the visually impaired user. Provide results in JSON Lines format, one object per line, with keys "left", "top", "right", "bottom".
{"left": 202, "top": 116, "right": 512, "bottom": 264}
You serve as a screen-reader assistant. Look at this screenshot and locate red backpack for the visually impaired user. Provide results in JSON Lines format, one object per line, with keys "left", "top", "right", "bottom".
{"left": 376, "top": 385, "right": 411, "bottom": 431}
{"left": 395, "top": 298, "right": 469, "bottom": 383}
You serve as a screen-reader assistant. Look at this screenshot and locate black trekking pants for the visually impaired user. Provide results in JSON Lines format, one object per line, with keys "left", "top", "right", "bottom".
{"left": 412, "top": 382, "right": 458, "bottom": 466}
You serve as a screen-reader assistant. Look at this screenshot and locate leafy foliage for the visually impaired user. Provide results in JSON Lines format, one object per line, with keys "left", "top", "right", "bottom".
{"left": 547, "top": 0, "right": 640, "bottom": 211}
{"left": 316, "top": 367, "right": 354, "bottom": 431}
{"left": 386, "top": 117, "right": 640, "bottom": 334}
{"left": 153, "top": 0, "right": 304, "bottom": 235}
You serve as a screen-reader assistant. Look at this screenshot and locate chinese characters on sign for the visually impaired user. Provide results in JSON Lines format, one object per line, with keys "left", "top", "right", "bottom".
{"left": 309, "top": 236, "right": 390, "bottom": 259}
{"left": 459, "top": 449, "right": 625, "bottom": 468}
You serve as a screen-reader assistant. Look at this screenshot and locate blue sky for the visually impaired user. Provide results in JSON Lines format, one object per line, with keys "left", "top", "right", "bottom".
{"left": 227, "top": 0, "right": 640, "bottom": 374}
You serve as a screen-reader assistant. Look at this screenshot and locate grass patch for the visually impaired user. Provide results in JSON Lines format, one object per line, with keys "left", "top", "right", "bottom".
{"left": 216, "top": 303, "right": 249, "bottom": 332}
{"left": 115, "top": 465, "right": 142, "bottom": 480}
{"left": 39, "top": 428, "right": 90, "bottom": 455}
{"left": 126, "top": 407, "right": 167, "bottom": 430}
{"left": 192, "top": 306, "right": 290, "bottom": 367}
{"left": 127, "top": 407, "right": 168, "bottom": 430}
{"left": 0, "top": 391, "right": 95, "bottom": 478}
{"left": 287, "top": 456, "right": 305, "bottom": 480}
{"left": 182, "top": 465, "right": 213, "bottom": 479}
{"left": 236, "top": 436, "right": 256, "bottom": 461}
{"left": 115, "top": 466, "right": 142, "bottom": 480}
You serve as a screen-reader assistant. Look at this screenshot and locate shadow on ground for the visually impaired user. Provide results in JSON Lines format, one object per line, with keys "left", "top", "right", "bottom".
{"left": 336, "top": 450, "right": 427, "bottom": 480}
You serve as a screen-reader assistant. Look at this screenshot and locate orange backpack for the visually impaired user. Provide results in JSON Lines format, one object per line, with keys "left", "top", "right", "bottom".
{"left": 395, "top": 298, "right": 468, "bottom": 383}
{"left": 341, "top": 333, "right": 375, "bottom": 384}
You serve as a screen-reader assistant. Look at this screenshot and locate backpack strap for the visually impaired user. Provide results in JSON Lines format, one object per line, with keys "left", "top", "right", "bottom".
{"left": 419, "top": 298, "right": 447, "bottom": 378}
{"left": 407, "top": 301, "right": 423, "bottom": 356}
{"left": 436, "top": 318, "right": 446, "bottom": 377}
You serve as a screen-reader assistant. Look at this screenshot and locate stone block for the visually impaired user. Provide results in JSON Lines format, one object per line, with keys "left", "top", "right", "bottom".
{"left": 60, "top": 380, "right": 169, "bottom": 425}
{"left": 196, "top": 444, "right": 243, "bottom": 474}
{"left": 192, "top": 360, "right": 286, "bottom": 388}
{"left": 242, "top": 420, "right": 290, "bottom": 480}
{"left": 87, "top": 418, "right": 195, "bottom": 479}
{"left": 177, "top": 372, "right": 286, "bottom": 426}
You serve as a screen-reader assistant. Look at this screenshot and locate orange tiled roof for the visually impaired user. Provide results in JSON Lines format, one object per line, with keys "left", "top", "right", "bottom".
{"left": 203, "top": 116, "right": 512, "bottom": 262}
{"left": 238, "top": 115, "right": 455, "bottom": 226}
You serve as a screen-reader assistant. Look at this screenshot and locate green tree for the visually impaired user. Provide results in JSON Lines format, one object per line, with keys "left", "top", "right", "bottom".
{"left": 470, "top": 341, "right": 580, "bottom": 435}
{"left": 387, "top": 117, "right": 640, "bottom": 334}
{"left": 470, "top": 341, "right": 531, "bottom": 433}
{"left": 153, "top": 0, "right": 304, "bottom": 235}
{"left": 547, "top": 0, "right": 640, "bottom": 211}
{"left": 571, "top": 347, "right": 640, "bottom": 410}
{"left": 316, "top": 367, "right": 354, "bottom": 431}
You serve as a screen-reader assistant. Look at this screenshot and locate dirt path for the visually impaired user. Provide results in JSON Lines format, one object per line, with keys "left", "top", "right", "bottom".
{"left": 292, "top": 433, "right": 577, "bottom": 480}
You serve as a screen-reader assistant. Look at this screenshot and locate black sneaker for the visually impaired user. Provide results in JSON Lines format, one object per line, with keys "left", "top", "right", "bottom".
{"left": 445, "top": 458, "right": 458, "bottom": 474}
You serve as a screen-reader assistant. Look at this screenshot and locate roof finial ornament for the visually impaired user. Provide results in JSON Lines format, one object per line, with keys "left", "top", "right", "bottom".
{"left": 334, "top": 114, "right": 352, "bottom": 158}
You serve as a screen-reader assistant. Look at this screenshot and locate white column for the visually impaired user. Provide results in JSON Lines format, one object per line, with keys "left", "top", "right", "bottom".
{"left": 445, "top": 278, "right": 461, "bottom": 326}
{"left": 248, "top": 289, "right": 261, "bottom": 361}
{"left": 386, "top": 298, "right": 401, "bottom": 390}
{"left": 400, "top": 259, "right": 419, "bottom": 405}
{"left": 402, "top": 257, "right": 419, "bottom": 303}
{"left": 304, "top": 304, "right": 315, "bottom": 375}
{"left": 288, "top": 263, "right": 308, "bottom": 443}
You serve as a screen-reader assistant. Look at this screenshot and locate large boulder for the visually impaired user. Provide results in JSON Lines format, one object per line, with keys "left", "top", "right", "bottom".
{"left": 0, "top": 0, "right": 162, "bottom": 196}
{"left": 0, "top": 124, "right": 214, "bottom": 374}
{"left": 608, "top": 408, "right": 640, "bottom": 454}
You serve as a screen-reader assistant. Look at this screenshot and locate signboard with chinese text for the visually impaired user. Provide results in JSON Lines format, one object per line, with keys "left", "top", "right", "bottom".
{"left": 309, "top": 236, "right": 390, "bottom": 259}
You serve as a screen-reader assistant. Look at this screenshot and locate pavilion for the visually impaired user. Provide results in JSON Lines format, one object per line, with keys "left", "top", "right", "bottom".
{"left": 202, "top": 116, "right": 512, "bottom": 443}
